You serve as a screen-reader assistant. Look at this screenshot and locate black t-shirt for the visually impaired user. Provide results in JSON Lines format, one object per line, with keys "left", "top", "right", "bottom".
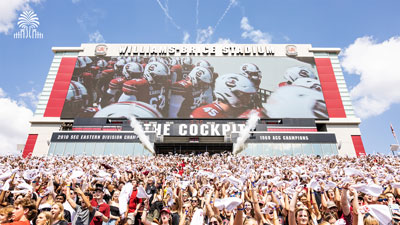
{"left": 171, "top": 212, "right": 180, "bottom": 225}
{"left": 110, "top": 205, "right": 120, "bottom": 217}
{"left": 64, "top": 210, "right": 72, "bottom": 222}
{"left": 146, "top": 184, "right": 157, "bottom": 203}
{"left": 54, "top": 220, "right": 68, "bottom": 225}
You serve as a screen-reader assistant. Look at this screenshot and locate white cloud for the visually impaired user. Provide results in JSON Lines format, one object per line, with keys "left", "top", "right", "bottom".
{"left": 240, "top": 17, "right": 271, "bottom": 44}
{"left": 19, "top": 88, "right": 39, "bottom": 108}
{"left": 215, "top": 38, "right": 234, "bottom": 44}
{"left": 0, "top": 88, "right": 33, "bottom": 155}
{"left": 0, "top": 0, "right": 43, "bottom": 34}
{"left": 89, "top": 30, "right": 105, "bottom": 43}
{"left": 182, "top": 31, "right": 190, "bottom": 44}
{"left": 341, "top": 36, "right": 400, "bottom": 118}
{"left": 283, "top": 35, "right": 290, "bottom": 42}
{"left": 196, "top": 26, "right": 213, "bottom": 44}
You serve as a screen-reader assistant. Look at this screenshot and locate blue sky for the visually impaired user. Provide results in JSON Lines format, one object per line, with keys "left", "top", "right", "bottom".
{"left": 0, "top": 0, "right": 400, "bottom": 155}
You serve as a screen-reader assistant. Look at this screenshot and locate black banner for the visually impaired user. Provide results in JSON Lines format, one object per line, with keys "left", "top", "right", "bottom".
{"left": 231, "top": 133, "right": 336, "bottom": 143}
{"left": 52, "top": 132, "right": 335, "bottom": 144}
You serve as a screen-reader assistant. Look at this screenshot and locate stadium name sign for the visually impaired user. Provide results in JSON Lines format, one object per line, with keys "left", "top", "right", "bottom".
{"left": 118, "top": 45, "right": 275, "bottom": 56}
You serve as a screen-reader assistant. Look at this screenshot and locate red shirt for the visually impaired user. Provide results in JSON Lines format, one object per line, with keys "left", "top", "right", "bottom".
{"left": 128, "top": 189, "right": 143, "bottom": 213}
{"left": 3, "top": 221, "right": 30, "bottom": 225}
{"left": 90, "top": 199, "right": 110, "bottom": 225}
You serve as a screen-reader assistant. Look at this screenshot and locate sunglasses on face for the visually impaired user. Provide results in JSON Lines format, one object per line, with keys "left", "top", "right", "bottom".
{"left": 378, "top": 198, "right": 388, "bottom": 202}
{"left": 209, "top": 221, "right": 218, "bottom": 225}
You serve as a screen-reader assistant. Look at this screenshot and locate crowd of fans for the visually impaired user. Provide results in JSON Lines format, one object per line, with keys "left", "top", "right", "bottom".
{"left": 0, "top": 153, "right": 399, "bottom": 225}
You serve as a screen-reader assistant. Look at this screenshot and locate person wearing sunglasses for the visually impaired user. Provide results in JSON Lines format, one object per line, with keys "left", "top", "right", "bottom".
{"left": 377, "top": 195, "right": 388, "bottom": 205}
{"left": 208, "top": 215, "right": 222, "bottom": 225}
{"left": 190, "top": 198, "right": 199, "bottom": 210}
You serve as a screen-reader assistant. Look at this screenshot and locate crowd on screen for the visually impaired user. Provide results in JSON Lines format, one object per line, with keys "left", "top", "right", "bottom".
{"left": 0, "top": 154, "right": 399, "bottom": 225}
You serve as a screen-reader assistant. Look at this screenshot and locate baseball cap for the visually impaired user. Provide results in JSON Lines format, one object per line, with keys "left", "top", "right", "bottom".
{"left": 160, "top": 207, "right": 171, "bottom": 214}
{"left": 326, "top": 201, "right": 337, "bottom": 209}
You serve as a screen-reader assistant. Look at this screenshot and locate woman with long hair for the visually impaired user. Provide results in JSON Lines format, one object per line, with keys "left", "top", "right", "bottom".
{"left": 50, "top": 203, "right": 67, "bottom": 225}
{"left": 289, "top": 186, "right": 314, "bottom": 225}
{"left": 104, "top": 191, "right": 120, "bottom": 225}
{"left": 36, "top": 212, "right": 53, "bottom": 225}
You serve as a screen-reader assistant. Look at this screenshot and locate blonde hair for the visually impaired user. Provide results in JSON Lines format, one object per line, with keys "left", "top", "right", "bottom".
{"left": 52, "top": 203, "right": 65, "bottom": 221}
{"left": 0, "top": 206, "right": 14, "bottom": 222}
{"left": 363, "top": 214, "right": 379, "bottom": 225}
{"left": 38, "top": 211, "right": 53, "bottom": 225}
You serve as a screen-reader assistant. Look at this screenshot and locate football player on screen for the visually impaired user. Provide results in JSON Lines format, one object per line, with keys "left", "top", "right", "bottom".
{"left": 239, "top": 63, "right": 269, "bottom": 108}
{"left": 190, "top": 73, "right": 267, "bottom": 119}
{"left": 278, "top": 66, "right": 317, "bottom": 87}
{"left": 265, "top": 77, "right": 328, "bottom": 118}
{"left": 118, "top": 61, "right": 171, "bottom": 117}
{"left": 170, "top": 56, "right": 194, "bottom": 83}
{"left": 105, "top": 62, "right": 144, "bottom": 106}
{"left": 168, "top": 66, "right": 213, "bottom": 118}
{"left": 62, "top": 80, "right": 89, "bottom": 118}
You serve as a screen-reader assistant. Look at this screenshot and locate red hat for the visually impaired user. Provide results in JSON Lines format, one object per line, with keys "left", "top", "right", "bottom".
{"left": 160, "top": 208, "right": 171, "bottom": 214}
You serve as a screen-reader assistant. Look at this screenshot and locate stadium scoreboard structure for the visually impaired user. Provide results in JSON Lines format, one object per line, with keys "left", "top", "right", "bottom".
{"left": 22, "top": 43, "right": 366, "bottom": 157}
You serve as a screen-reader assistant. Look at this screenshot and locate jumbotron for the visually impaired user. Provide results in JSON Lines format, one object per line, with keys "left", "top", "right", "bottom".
{"left": 21, "top": 43, "right": 365, "bottom": 157}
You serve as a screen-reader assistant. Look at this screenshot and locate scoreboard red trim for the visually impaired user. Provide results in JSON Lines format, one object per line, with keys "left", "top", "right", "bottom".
{"left": 315, "top": 58, "right": 346, "bottom": 118}
{"left": 267, "top": 128, "right": 317, "bottom": 132}
{"left": 44, "top": 57, "right": 77, "bottom": 117}
{"left": 351, "top": 135, "right": 366, "bottom": 157}
{"left": 22, "top": 134, "right": 38, "bottom": 158}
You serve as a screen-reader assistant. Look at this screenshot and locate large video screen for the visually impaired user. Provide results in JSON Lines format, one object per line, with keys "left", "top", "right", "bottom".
{"left": 61, "top": 56, "right": 328, "bottom": 119}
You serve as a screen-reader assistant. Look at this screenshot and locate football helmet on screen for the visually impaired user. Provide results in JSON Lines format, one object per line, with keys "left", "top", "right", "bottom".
{"left": 187, "top": 66, "right": 213, "bottom": 88}
{"left": 240, "top": 63, "right": 262, "bottom": 87}
{"left": 284, "top": 66, "right": 317, "bottom": 83}
{"left": 214, "top": 73, "right": 256, "bottom": 108}
{"left": 75, "top": 57, "right": 87, "bottom": 69}
{"left": 143, "top": 61, "right": 170, "bottom": 84}
{"left": 65, "top": 81, "right": 88, "bottom": 112}
{"left": 82, "top": 56, "right": 93, "bottom": 65}
{"left": 195, "top": 60, "right": 214, "bottom": 73}
{"left": 96, "top": 59, "right": 108, "bottom": 68}
{"left": 182, "top": 56, "right": 192, "bottom": 66}
{"left": 114, "top": 60, "right": 126, "bottom": 73}
{"left": 265, "top": 85, "right": 328, "bottom": 118}
{"left": 124, "top": 56, "right": 134, "bottom": 63}
{"left": 148, "top": 56, "right": 167, "bottom": 64}
{"left": 122, "top": 62, "right": 144, "bottom": 80}
{"left": 94, "top": 101, "right": 162, "bottom": 118}
{"left": 292, "top": 78, "right": 322, "bottom": 92}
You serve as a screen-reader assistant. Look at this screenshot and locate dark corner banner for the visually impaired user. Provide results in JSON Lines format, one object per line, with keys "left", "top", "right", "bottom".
{"left": 231, "top": 133, "right": 337, "bottom": 144}
{"left": 52, "top": 132, "right": 336, "bottom": 144}
{"left": 61, "top": 55, "right": 328, "bottom": 120}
